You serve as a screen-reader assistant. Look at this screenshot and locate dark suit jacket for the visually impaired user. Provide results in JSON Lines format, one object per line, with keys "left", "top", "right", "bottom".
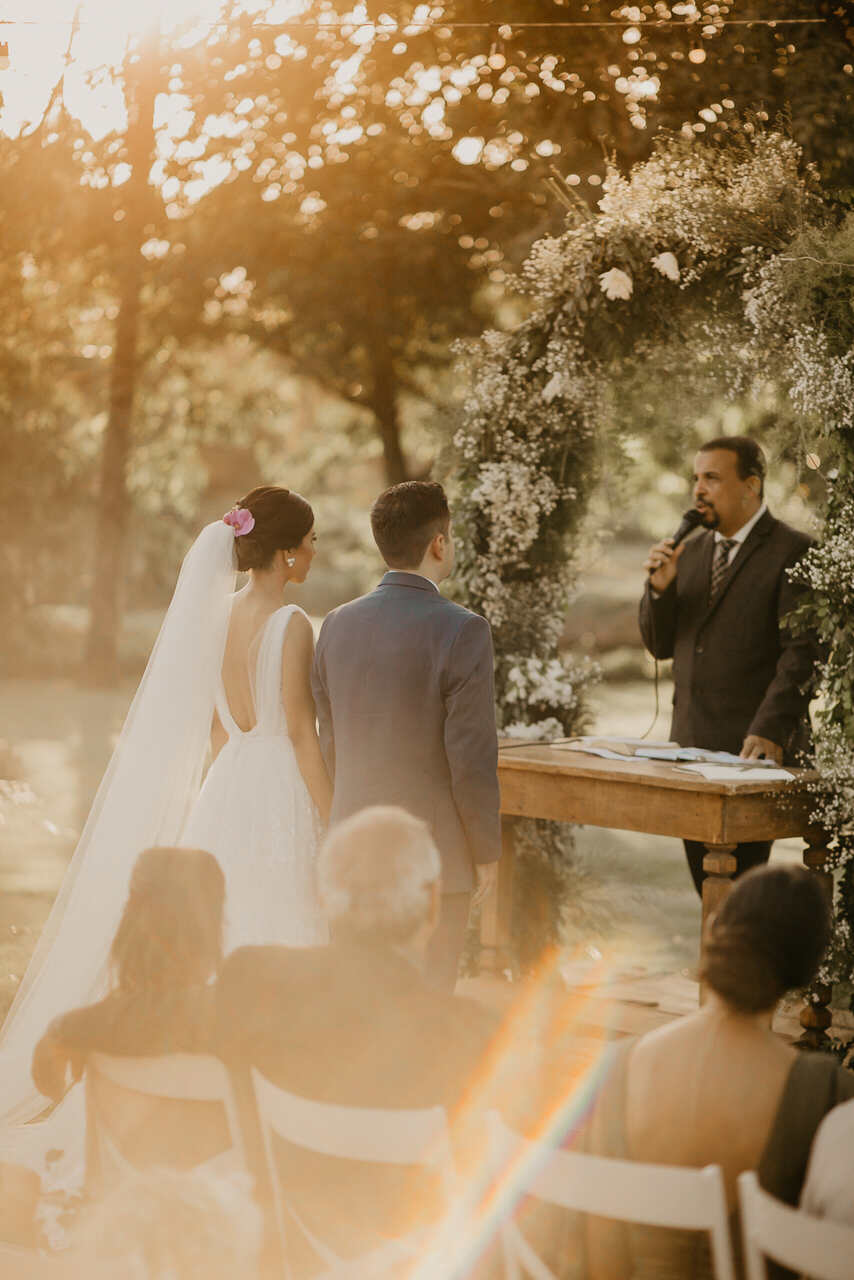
{"left": 216, "top": 943, "right": 499, "bottom": 1269}
{"left": 638, "top": 510, "right": 817, "bottom": 760}
{"left": 311, "top": 572, "right": 501, "bottom": 893}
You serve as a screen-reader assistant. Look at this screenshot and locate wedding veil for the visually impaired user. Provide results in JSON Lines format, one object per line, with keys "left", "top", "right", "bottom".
{"left": 0, "top": 520, "right": 237, "bottom": 1141}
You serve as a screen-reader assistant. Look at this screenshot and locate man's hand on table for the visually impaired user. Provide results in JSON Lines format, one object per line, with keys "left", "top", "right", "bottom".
{"left": 740, "top": 735, "right": 784, "bottom": 766}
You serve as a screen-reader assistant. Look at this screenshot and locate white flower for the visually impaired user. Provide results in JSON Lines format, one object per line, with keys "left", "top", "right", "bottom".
{"left": 652, "top": 251, "right": 680, "bottom": 281}
{"left": 598, "top": 267, "right": 633, "bottom": 300}
{"left": 503, "top": 718, "right": 565, "bottom": 742}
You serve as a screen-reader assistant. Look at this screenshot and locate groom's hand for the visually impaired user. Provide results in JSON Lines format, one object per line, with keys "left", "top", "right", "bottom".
{"left": 472, "top": 862, "right": 498, "bottom": 908}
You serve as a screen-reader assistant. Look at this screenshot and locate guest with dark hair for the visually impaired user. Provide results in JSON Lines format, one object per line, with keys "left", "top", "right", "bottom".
{"left": 582, "top": 864, "right": 854, "bottom": 1279}
{"left": 32, "top": 848, "right": 230, "bottom": 1180}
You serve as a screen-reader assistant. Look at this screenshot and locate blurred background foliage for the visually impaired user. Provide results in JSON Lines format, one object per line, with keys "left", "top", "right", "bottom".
{"left": 0, "top": 1, "right": 851, "bottom": 678}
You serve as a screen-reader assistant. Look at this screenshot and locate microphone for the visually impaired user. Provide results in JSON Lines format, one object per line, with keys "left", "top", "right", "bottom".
{"left": 647, "top": 508, "right": 703, "bottom": 578}
{"left": 670, "top": 507, "right": 704, "bottom": 549}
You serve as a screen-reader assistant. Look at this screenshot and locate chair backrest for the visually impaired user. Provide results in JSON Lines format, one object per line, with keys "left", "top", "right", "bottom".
{"left": 250, "top": 1067, "right": 457, "bottom": 1276}
{"left": 88, "top": 1052, "right": 233, "bottom": 1104}
{"left": 739, "top": 1170, "right": 854, "bottom": 1280}
{"left": 86, "top": 1052, "right": 242, "bottom": 1181}
{"left": 488, "top": 1111, "right": 736, "bottom": 1280}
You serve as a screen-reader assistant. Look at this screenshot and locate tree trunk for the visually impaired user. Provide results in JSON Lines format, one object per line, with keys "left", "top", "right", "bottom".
{"left": 82, "top": 32, "right": 159, "bottom": 684}
{"left": 370, "top": 340, "right": 408, "bottom": 485}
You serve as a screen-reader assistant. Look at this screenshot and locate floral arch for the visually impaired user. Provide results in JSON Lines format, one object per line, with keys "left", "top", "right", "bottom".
{"left": 453, "top": 123, "right": 854, "bottom": 1002}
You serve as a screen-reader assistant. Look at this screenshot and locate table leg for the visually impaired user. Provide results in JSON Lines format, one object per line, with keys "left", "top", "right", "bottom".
{"left": 798, "top": 831, "right": 833, "bottom": 1051}
{"left": 699, "top": 843, "right": 737, "bottom": 1003}
{"left": 701, "top": 842, "right": 738, "bottom": 919}
{"left": 479, "top": 816, "right": 518, "bottom": 979}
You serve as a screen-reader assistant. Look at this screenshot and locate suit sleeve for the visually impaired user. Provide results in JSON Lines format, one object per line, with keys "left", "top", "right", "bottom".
{"left": 638, "top": 581, "right": 678, "bottom": 659}
{"left": 747, "top": 542, "right": 819, "bottom": 749}
{"left": 443, "top": 613, "right": 501, "bottom": 867}
{"left": 310, "top": 619, "right": 335, "bottom": 780}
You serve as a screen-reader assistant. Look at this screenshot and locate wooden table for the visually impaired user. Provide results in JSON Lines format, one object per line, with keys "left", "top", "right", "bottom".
{"left": 480, "top": 744, "right": 831, "bottom": 1047}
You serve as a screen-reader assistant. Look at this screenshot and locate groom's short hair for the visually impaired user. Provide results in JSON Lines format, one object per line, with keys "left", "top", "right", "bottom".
{"left": 318, "top": 806, "right": 441, "bottom": 945}
{"left": 371, "top": 481, "right": 450, "bottom": 569}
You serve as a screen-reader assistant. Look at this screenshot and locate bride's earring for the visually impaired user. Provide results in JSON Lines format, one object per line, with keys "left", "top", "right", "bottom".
{"left": 286, "top": 555, "right": 296, "bottom": 568}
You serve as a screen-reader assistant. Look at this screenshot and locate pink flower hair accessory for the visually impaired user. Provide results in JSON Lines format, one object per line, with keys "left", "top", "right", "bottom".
{"left": 222, "top": 506, "right": 255, "bottom": 537}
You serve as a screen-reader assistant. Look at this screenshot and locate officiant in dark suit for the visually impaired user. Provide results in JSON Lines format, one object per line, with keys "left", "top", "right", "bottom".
{"left": 639, "top": 436, "right": 819, "bottom": 895}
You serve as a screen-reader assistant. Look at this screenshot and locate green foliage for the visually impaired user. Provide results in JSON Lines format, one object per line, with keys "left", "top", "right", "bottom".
{"left": 454, "top": 122, "right": 854, "bottom": 982}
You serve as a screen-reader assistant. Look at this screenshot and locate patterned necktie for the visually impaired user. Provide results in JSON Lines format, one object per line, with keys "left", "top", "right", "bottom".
{"left": 710, "top": 537, "right": 737, "bottom": 602}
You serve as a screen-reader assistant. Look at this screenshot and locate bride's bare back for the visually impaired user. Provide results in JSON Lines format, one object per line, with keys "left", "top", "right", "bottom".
{"left": 214, "top": 585, "right": 332, "bottom": 825}
{"left": 220, "top": 588, "right": 281, "bottom": 732}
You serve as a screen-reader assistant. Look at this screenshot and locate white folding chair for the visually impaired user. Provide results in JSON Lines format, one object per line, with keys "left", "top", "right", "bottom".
{"left": 86, "top": 1052, "right": 242, "bottom": 1187}
{"left": 487, "top": 1111, "right": 736, "bottom": 1280}
{"left": 739, "top": 1170, "right": 854, "bottom": 1280}
{"left": 250, "top": 1067, "right": 459, "bottom": 1278}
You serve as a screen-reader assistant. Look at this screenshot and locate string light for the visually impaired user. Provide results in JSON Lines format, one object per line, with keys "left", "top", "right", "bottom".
{"left": 0, "top": 14, "right": 827, "bottom": 72}
{"left": 0, "top": 17, "right": 828, "bottom": 28}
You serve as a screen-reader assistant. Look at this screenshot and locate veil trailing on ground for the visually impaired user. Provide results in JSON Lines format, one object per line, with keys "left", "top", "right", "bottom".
{"left": 0, "top": 521, "right": 237, "bottom": 1148}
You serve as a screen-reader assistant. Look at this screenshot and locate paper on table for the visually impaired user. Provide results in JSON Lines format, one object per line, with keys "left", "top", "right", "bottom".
{"left": 636, "top": 746, "right": 780, "bottom": 767}
{"left": 676, "top": 764, "right": 795, "bottom": 782}
{"left": 552, "top": 743, "right": 633, "bottom": 761}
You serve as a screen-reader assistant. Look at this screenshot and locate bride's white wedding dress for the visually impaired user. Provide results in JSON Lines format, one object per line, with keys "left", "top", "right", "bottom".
{"left": 183, "top": 602, "right": 326, "bottom": 950}
{"left": 0, "top": 521, "right": 326, "bottom": 1180}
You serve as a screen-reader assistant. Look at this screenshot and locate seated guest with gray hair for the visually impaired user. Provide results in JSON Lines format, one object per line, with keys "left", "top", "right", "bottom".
{"left": 216, "top": 806, "right": 500, "bottom": 1272}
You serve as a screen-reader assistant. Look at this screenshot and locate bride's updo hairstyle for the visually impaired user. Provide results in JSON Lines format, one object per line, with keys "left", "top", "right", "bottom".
{"left": 231, "top": 485, "right": 314, "bottom": 573}
{"left": 110, "top": 847, "right": 225, "bottom": 992}
{"left": 701, "top": 864, "right": 830, "bottom": 1014}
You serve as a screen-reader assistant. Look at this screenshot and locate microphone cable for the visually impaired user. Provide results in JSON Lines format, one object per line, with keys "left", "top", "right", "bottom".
{"left": 640, "top": 591, "right": 661, "bottom": 740}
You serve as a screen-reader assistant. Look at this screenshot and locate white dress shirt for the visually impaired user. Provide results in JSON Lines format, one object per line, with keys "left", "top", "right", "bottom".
{"left": 800, "top": 1096, "right": 854, "bottom": 1227}
{"left": 716, "top": 500, "right": 767, "bottom": 566}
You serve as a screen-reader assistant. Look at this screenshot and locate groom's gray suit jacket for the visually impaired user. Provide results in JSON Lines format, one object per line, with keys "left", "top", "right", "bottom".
{"left": 311, "top": 572, "right": 501, "bottom": 893}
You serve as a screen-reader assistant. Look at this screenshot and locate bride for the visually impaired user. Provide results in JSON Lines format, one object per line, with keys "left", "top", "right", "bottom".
{"left": 0, "top": 484, "right": 331, "bottom": 1159}
{"left": 184, "top": 485, "right": 331, "bottom": 949}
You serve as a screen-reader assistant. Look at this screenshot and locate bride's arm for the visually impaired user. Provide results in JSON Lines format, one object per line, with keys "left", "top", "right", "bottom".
{"left": 282, "top": 612, "right": 333, "bottom": 825}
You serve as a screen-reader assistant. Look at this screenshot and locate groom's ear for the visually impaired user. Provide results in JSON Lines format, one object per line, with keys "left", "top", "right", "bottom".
{"left": 428, "top": 531, "right": 446, "bottom": 561}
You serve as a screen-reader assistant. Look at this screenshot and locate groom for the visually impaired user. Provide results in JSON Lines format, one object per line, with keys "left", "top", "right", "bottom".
{"left": 311, "top": 481, "right": 501, "bottom": 989}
